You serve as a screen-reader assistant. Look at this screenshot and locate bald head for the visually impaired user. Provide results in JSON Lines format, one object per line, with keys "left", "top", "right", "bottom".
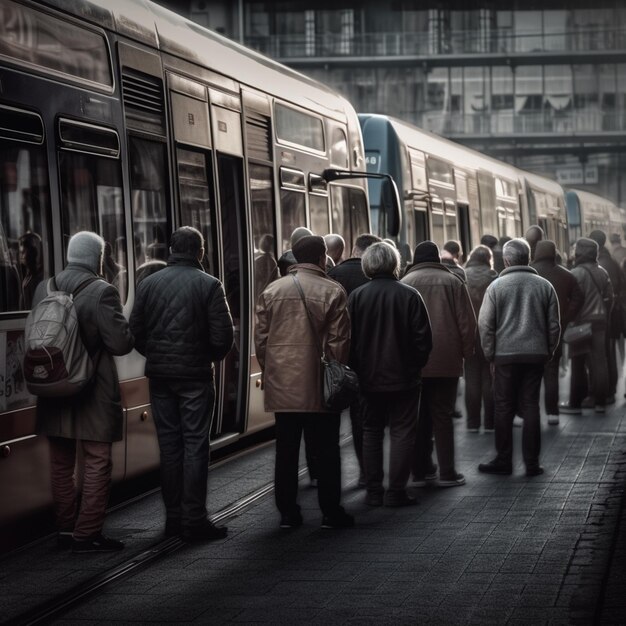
{"left": 290, "top": 227, "right": 313, "bottom": 248}
{"left": 324, "top": 234, "right": 345, "bottom": 264}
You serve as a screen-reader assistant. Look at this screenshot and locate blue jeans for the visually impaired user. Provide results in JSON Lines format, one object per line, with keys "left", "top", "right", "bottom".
{"left": 150, "top": 378, "right": 215, "bottom": 529}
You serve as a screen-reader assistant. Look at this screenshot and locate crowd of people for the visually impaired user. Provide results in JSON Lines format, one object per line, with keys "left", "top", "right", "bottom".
{"left": 30, "top": 221, "right": 626, "bottom": 551}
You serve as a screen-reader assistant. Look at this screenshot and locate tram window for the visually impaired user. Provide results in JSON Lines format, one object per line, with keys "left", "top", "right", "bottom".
{"left": 431, "top": 210, "right": 445, "bottom": 248}
{"left": 414, "top": 207, "right": 429, "bottom": 244}
{"left": 310, "top": 194, "right": 330, "bottom": 236}
{"left": 330, "top": 128, "right": 348, "bottom": 169}
{"left": 446, "top": 212, "right": 458, "bottom": 242}
{"left": 59, "top": 152, "right": 126, "bottom": 302}
{"left": 275, "top": 104, "right": 324, "bottom": 153}
{"left": 279, "top": 189, "right": 305, "bottom": 253}
{"left": 177, "top": 148, "right": 217, "bottom": 276}
{"left": 0, "top": 0, "right": 112, "bottom": 88}
{"left": 129, "top": 138, "right": 169, "bottom": 285}
{"left": 330, "top": 186, "right": 368, "bottom": 253}
{"left": 0, "top": 142, "right": 52, "bottom": 312}
{"left": 249, "top": 164, "right": 277, "bottom": 301}
{"left": 350, "top": 188, "right": 369, "bottom": 242}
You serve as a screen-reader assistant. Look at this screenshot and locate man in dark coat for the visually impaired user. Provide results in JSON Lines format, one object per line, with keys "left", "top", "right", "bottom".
{"left": 525, "top": 225, "right": 545, "bottom": 262}
{"left": 561, "top": 238, "right": 614, "bottom": 414}
{"left": 131, "top": 226, "right": 234, "bottom": 542}
{"left": 442, "top": 240, "right": 466, "bottom": 282}
{"left": 349, "top": 242, "right": 432, "bottom": 506}
{"left": 478, "top": 239, "right": 561, "bottom": 477}
{"left": 34, "top": 231, "right": 134, "bottom": 552}
{"left": 401, "top": 241, "right": 476, "bottom": 488}
{"left": 589, "top": 230, "right": 622, "bottom": 403}
{"left": 532, "top": 240, "right": 584, "bottom": 425}
{"left": 329, "top": 232, "right": 381, "bottom": 485}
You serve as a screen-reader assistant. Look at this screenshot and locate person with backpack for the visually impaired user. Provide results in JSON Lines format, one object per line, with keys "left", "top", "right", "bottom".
{"left": 28, "top": 231, "right": 134, "bottom": 552}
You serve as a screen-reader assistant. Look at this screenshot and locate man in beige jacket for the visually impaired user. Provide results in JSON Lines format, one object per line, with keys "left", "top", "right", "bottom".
{"left": 255, "top": 235, "right": 353, "bottom": 530}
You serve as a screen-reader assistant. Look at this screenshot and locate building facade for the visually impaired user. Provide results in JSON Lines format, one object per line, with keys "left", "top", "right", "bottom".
{"left": 161, "top": 1, "right": 626, "bottom": 207}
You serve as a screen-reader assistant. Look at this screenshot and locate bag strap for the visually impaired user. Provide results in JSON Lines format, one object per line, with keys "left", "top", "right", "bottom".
{"left": 581, "top": 265, "right": 608, "bottom": 302}
{"left": 49, "top": 275, "right": 98, "bottom": 299}
{"left": 292, "top": 273, "right": 326, "bottom": 363}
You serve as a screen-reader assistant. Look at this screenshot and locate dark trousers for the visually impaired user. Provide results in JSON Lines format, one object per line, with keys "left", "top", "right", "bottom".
{"left": 150, "top": 378, "right": 215, "bottom": 530}
{"left": 607, "top": 336, "right": 617, "bottom": 396}
{"left": 361, "top": 388, "right": 420, "bottom": 496}
{"left": 349, "top": 396, "right": 365, "bottom": 476}
{"left": 275, "top": 412, "right": 342, "bottom": 518}
{"left": 543, "top": 344, "right": 562, "bottom": 415}
{"left": 48, "top": 437, "right": 112, "bottom": 540}
{"left": 493, "top": 363, "right": 543, "bottom": 468}
{"left": 569, "top": 329, "right": 609, "bottom": 408}
{"left": 464, "top": 353, "right": 494, "bottom": 429}
{"left": 414, "top": 377, "right": 458, "bottom": 480}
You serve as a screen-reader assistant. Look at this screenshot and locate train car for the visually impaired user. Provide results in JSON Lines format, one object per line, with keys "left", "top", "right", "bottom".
{"left": 0, "top": 0, "right": 397, "bottom": 529}
{"left": 565, "top": 189, "right": 623, "bottom": 249}
{"left": 359, "top": 113, "right": 524, "bottom": 265}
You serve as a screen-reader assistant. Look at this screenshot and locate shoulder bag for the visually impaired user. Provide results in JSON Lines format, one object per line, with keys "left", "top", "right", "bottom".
{"left": 292, "top": 274, "right": 359, "bottom": 412}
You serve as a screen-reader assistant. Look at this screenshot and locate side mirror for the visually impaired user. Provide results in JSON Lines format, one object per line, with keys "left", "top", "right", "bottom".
{"left": 322, "top": 169, "right": 402, "bottom": 237}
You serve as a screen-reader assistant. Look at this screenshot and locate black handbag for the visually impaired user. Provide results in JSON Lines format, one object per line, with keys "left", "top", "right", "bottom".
{"left": 562, "top": 322, "right": 593, "bottom": 356}
{"left": 292, "top": 274, "right": 359, "bottom": 411}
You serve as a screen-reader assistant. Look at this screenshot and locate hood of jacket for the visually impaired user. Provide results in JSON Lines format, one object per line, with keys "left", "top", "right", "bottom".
{"left": 575, "top": 238, "right": 599, "bottom": 266}
{"left": 533, "top": 240, "right": 556, "bottom": 264}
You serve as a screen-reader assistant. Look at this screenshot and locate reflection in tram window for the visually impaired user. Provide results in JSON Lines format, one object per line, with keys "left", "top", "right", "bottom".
{"left": 129, "top": 138, "right": 169, "bottom": 286}
{"left": 280, "top": 189, "right": 306, "bottom": 253}
{"left": 59, "top": 151, "right": 126, "bottom": 302}
{"left": 177, "top": 148, "right": 216, "bottom": 276}
{"left": 0, "top": 143, "right": 51, "bottom": 312}
{"left": 310, "top": 194, "right": 330, "bottom": 236}
{"left": 18, "top": 232, "right": 43, "bottom": 310}
{"left": 331, "top": 185, "right": 369, "bottom": 253}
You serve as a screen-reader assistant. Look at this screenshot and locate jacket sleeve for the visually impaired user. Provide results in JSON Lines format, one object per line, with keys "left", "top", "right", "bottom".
{"left": 457, "top": 282, "right": 477, "bottom": 359}
{"left": 347, "top": 291, "right": 358, "bottom": 371}
{"left": 410, "top": 291, "right": 433, "bottom": 370}
{"left": 254, "top": 292, "right": 269, "bottom": 371}
{"left": 566, "top": 274, "right": 585, "bottom": 327}
{"left": 207, "top": 281, "right": 234, "bottom": 362}
{"left": 478, "top": 286, "right": 496, "bottom": 362}
{"left": 129, "top": 283, "right": 146, "bottom": 356}
{"left": 325, "top": 288, "right": 350, "bottom": 365}
{"left": 97, "top": 284, "right": 135, "bottom": 356}
{"left": 548, "top": 285, "right": 561, "bottom": 356}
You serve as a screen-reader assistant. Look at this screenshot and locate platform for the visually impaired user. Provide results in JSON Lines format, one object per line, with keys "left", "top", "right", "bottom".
{"left": 1, "top": 381, "right": 625, "bottom": 625}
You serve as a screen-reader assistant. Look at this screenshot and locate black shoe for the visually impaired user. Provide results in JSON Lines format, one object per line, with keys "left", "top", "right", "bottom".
{"left": 57, "top": 531, "right": 73, "bottom": 549}
{"left": 72, "top": 534, "right": 124, "bottom": 553}
{"left": 165, "top": 519, "right": 181, "bottom": 538}
{"left": 279, "top": 511, "right": 303, "bottom": 529}
{"left": 321, "top": 511, "right": 354, "bottom": 529}
{"left": 526, "top": 466, "right": 544, "bottom": 477}
{"left": 182, "top": 521, "right": 228, "bottom": 542}
{"left": 478, "top": 459, "right": 512, "bottom": 475}
{"left": 365, "top": 492, "right": 384, "bottom": 507}
{"left": 384, "top": 492, "right": 418, "bottom": 507}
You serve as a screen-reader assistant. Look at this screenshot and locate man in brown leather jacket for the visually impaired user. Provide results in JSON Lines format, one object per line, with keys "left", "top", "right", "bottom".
{"left": 255, "top": 235, "right": 354, "bottom": 530}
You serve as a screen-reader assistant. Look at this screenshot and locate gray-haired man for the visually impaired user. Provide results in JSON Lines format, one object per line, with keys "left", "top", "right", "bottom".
{"left": 478, "top": 238, "right": 560, "bottom": 477}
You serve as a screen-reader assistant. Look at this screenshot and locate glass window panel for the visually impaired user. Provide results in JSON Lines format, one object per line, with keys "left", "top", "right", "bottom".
{"left": 280, "top": 189, "right": 305, "bottom": 253}
{"left": 445, "top": 211, "right": 457, "bottom": 242}
{"left": 426, "top": 68, "right": 448, "bottom": 112}
{"left": 516, "top": 66, "right": 543, "bottom": 113}
{"left": 514, "top": 11, "right": 542, "bottom": 52}
{"left": 330, "top": 186, "right": 350, "bottom": 247}
{"left": 0, "top": 0, "right": 112, "bottom": 87}
{"left": 275, "top": 103, "right": 324, "bottom": 152}
{"left": 431, "top": 208, "right": 444, "bottom": 248}
{"left": 177, "top": 148, "right": 216, "bottom": 277}
{"left": 250, "top": 163, "right": 277, "bottom": 301}
{"left": 310, "top": 194, "right": 329, "bottom": 236}
{"left": 0, "top": 142, "right": 51, "bottom": 312}
{"left": 129, "top": 138, "right": 169, "bottom": 286}
{"left": 59, "top": 151, "right": 126, "bottom": 302}
{"left": 543, "top": 11, "right": 567, "bottom": 51}
{"left": 349, "top": 188, "right": 369, "bottom": 245}
{"left": 427, "top": 157, "right": 454, "bottom": 186}
{"left": 330, "top": 127, "right": 348, "bottom": 169}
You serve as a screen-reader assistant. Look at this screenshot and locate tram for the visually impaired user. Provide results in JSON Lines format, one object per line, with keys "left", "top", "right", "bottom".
{"left": 0, "top": 0, "right": 399, "bottom": 529}
{"left": 359, "top": 114, "right": 571, "bottom": 264}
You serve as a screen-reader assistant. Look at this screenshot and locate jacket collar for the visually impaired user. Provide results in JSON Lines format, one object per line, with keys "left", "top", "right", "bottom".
{"left": 405, "top": 261, "right": 450, "bottom": 276}
{"left": 66, "top": 262, "right": 99, "bottom": 276}
{"left": 500, "top": 265, "right": 538, "bottom": 276}
{"left": 289, "top": 263, "right": 326, "bottom": 277}
{"left": 371, "top": 273, "right": 397, "bottom": 281}
{"left": 167, "top": 253, "right": 204, "bottom": 270}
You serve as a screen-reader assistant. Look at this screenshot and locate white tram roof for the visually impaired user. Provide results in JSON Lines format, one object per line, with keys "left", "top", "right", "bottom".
{"left": 40, "top": 0, "right": 353, "bottom": 122}
{"left": 374, "top": 115, "right": 520, "bottom": 183}
{"left": 520, "top": 169, "right": 565, "bottom": 199}
{"left": 567, "top": 188, "right": 618, "bottom": 212}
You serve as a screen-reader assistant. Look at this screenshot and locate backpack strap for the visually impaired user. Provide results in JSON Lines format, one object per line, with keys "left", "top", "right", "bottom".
{"left": 72, "top": 276, "right": 99, "bottom": 299}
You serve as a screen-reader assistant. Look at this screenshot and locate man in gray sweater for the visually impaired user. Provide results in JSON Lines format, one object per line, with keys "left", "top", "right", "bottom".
{"left": 477, "top": 238, "right": 561, "bottom": 477}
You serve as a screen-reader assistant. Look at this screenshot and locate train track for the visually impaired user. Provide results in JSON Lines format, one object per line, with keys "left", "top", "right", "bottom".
{"left": 8, "top": 435, "right": 353, "bottom": 625}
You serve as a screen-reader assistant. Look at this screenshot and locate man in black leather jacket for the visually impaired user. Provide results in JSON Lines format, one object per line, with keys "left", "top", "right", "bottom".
{"left": 130, "top": 226, "right": 234, "bottom": 542}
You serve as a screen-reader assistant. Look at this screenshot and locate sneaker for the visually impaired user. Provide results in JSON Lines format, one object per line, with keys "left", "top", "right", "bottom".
{"left": 384, "top": 492, "right": 418, "bottom": 507}
{"left": 526, "top": 465, "right": 544, "bottom": 477}
{"left": 321, "top": 511, "right": 354, "bottom": 529}
{"left": 478, "top": 459, "right": 512, "bottom": 475}
{"left": 279, "top": 512, "right": 303, "bottom": 529}
{"left": 559, "top": 403, "right": 582, "bottom": 415}
{"left": 365, "top": 492, "right": 384, "bottom": 507}
{"left": 57, "top": 531, "right": 73, "bottom": 549}
{"left": 182, "top": 521, "right": 228, "bottom": 542}
{"left": 595, "top": 405, "right": 606, "bottom": 414}
{"left": 513, "top": 416, "right": 523, "bottom": 427}
{"left": 438, "top": 472, "right": 466, "bottom": 487}
{"left": 547, "top": 415, "right": 560, "bottom": 426}
{"left": 72, "top": 534, "right": 124, "bottom": 553}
